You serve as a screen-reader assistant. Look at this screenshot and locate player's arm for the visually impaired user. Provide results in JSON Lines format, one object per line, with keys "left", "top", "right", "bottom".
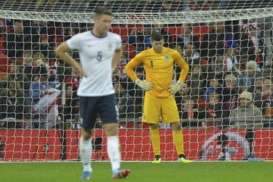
{"left": 124, "top": 53, "right": 143, "bottom": 81}
{"left": 169, "top": 50, "right": 189, "bottom": 95}
{"left": 112, "top": 34, "right": 123, "bottom": 71}
{"left": 55, "top": 42, "right": 86, "bottom": 77}
{"left": 124, "top": 52, "right": 152, "bottom": 91}
{"left": 174, "top": 51, "right": 189, "bottom": 81}
{"left": 112, "top": 48, "right": 122, "bottom": 71}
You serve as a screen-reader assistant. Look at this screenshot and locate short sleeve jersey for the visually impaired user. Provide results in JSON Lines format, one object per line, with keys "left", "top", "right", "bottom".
{"left": 66, "top": 31, "right": 121, "bottom": 96}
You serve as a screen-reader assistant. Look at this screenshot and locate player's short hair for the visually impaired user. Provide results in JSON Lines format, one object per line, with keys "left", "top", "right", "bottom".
{"left": 94, "top": 7, "right": 112, "bottom": 17}
{"left": 151, "top": 30, "right": 163, "bottom": 41}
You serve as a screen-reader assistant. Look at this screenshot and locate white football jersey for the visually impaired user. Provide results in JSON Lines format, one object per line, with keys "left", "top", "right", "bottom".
{"left": 66, "top": 31, "right": 121, "bottom": 96}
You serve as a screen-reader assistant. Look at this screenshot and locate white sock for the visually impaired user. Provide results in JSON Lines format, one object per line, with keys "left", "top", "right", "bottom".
{"left": 107, "top": 136, "right": 121, "bottom": 173}
{"left": 79, "top": 137, "right": 92, "bottom": 172}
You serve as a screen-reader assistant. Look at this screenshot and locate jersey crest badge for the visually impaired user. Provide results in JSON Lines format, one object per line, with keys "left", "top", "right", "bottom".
{"left": 164, "top": 54, "right": 171, "bottom": 61}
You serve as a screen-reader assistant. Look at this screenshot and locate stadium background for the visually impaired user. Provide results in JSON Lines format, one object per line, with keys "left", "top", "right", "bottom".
{"left": 0, "top": 0, "right": 273, "bottom": 162}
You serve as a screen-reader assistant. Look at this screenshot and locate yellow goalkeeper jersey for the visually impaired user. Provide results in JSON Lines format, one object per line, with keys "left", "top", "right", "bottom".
{"left": 125, "top": 47, "right": 189, "bottom": 98}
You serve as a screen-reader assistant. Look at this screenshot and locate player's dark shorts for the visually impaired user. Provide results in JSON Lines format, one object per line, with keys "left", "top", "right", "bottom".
{"left": 79, "top": 94, "right": 118, "bottom": 130}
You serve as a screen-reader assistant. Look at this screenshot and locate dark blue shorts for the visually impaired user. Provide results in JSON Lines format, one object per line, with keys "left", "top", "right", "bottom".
{"left": 79, "top": 94, "right": 118, "bottom": 130}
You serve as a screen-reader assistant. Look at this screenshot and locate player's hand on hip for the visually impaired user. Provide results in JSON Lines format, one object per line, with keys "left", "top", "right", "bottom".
{"left": 79, "top": 69, "right": 87, "bottom": 77}
{"left": 169, "top": 80, "right": 186, "bottom": 95}
{"left": 135, "top": 79, "right": 152, "bottom": 91}
{"left": 75, "top": 65, "right": 87, "bottom": 77}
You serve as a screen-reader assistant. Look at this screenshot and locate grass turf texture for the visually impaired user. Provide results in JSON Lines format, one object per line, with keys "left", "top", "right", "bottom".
{"left": 0, "top": 162, "right": 272, "bottom": 182}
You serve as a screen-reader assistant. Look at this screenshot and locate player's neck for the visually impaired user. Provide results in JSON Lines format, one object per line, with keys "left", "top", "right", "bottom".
{"left": 91, "top": 29, "right": 107, "bottom": 38}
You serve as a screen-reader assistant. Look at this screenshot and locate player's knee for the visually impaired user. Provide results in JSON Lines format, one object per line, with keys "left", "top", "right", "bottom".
{"left": 103, "top": 123, "right": 119, "bottom": 136}
{"left": 149, "top": 124, "right": 160, "bottom": 130}
{"left": 81, "top": 128, "right": 92, "bottom": 140}
{"left": 171, "top": 123, "right": 181, "bottom": 131}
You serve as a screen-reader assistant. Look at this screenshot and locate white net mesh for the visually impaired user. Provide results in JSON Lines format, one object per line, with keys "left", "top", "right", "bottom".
{"left": 1, "top": 8, "right": 273, "bottom": 24}
{"left": 0, "top": 0, "right": 273, "bottom": 161}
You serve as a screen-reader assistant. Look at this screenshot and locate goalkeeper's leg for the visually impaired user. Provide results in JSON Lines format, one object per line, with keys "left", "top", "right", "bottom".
{"left": 171, "top": 122, "right": 192, "bottom": 163}
{"left": 149, "top": 124, "right": 161, "bottom": 163}
{"left": 143, "top": 94, "right": 162, "bottom": 163}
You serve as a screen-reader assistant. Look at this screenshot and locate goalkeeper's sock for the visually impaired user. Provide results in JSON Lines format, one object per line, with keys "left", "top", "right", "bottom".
{"left": 107, "top": 136, "right": 121, "bottom": 173}
{"left": 178, "top": 154, "right": 186, "bottom": 159}
{"left": 150, "top": 128, "right": 161, "bottom": 156}
{"left": 155, "top": 155, "right": 161, "bottom": 160}
{"left": 172, "top": 128, "right": 184, "bottom": 156}
{"left": 79, "top": 137, "right": 92, "bottom": 172}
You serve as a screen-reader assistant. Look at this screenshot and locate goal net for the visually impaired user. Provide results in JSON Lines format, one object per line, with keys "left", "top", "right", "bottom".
{"left": 0, "top": 0, "right": 273, "bottom": 161}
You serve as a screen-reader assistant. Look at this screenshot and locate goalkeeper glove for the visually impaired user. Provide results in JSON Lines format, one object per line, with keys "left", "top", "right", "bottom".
{"left": 135, "top": 79, "right": 152, "bottom": 91}
{"left": 169, "top": 80, "right": 185, "bottom": 95}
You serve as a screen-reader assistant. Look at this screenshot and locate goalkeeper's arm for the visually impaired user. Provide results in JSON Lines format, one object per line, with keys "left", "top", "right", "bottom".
{"left": 134, "top": 79, "right": 152, "bottom": 91}
{"left": 169, "top": 80, "right": 186, "bottom": 95}
{"left": 124, "top": 65, "right": 152, "bottom": 91}
{"left": 169, "top": 50, "right": 189, "bottom": 95}
{"left": 124, "top": 54, "right": 152, "bottom": 91}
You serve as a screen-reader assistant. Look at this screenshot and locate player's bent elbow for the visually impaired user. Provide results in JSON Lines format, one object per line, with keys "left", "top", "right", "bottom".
{"left": 184, "top": 64, "right": 190, "bottom": 72}
{"left": 55, "top": 42, "right": 69, "bottom": 57}
{"left": 124, "top": 65, "right": 130, "bottom": 75}
{"left": 55, "top": 46, "right": 62, "bottom": 57}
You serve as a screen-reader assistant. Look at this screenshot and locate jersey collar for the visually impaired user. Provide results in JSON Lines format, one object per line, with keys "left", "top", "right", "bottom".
{"left": 90, "top": 30, "right": 108, "bottom": 38}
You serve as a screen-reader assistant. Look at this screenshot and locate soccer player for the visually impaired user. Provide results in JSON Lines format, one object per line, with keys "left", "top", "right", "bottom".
{"left": 55, "top": 7, "right": 130, "bottom": 180}
{"left": 125, "top": 30, "right": 191, "bottom": 163}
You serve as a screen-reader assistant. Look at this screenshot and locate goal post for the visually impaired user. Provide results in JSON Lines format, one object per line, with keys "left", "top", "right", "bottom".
{"left": 0, "top": 1, "right": 273, "bottom": 161}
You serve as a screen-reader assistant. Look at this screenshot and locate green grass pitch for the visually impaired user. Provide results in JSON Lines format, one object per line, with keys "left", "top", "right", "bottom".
{"left": 0, "top": 161, "right": 272, "bottom": 182}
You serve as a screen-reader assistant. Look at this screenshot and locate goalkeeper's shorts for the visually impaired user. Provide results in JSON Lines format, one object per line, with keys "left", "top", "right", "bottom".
{"left": 142, "top": 93, "right": 180, "bottom": 124}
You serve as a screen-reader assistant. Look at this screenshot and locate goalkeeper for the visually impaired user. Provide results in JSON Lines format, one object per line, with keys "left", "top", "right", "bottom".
{"left": 125, "top": 30, "right": 191, "bottom": 163}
